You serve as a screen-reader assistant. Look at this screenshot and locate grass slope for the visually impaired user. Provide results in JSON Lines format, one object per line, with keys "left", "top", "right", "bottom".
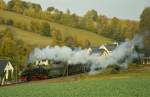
{"left": 0, "top": 25, "right": 52, "bottom": 47}
{"left": 0, "top": 10, "right": 112, "bottom": 46}
{"left": 0, "top": 71, "right": 150, "bottom": 97}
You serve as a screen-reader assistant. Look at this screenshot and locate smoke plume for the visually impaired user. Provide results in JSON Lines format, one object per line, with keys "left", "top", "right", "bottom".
{"left": 28, "top": 35, "right": 142, "bottom": 74}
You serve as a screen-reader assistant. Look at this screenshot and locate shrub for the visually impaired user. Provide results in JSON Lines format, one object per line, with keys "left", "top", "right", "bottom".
{"left": 111, "top": 64, "right": 121, "bottom": 74}
{"left": 6, "top": 19, "right": 14, "bottom": 26}
{"left": 0, "top": 17, "right": 4, "bottom": 24}
{"left": 40, "top": 22, "right": 51, "bottom": 37}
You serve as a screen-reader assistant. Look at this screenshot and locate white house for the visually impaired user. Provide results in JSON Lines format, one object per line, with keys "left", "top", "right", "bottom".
{"left": 86, "top": 42, "right": 118, "bottom": 56}
{"left": 140, "top": 57, "right": 150, "bottom": 65}
{"left": 99, "top": 43, "right": 118, "bottom": 56}
{"left": 35, "top": 60, "right": 49, "bottom": 66}
{"left": 0, "top": 60, "right": 14, "bottom": 85}
{"left": 99, "top": 45, "right": 110, "bottom": 56}
{"left": 87, "top": 48, "right": 92, "bottom": 55}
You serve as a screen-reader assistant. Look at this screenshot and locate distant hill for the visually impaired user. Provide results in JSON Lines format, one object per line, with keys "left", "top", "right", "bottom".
{"left": 0, "top": 10, "right": 113, "bottom": 47}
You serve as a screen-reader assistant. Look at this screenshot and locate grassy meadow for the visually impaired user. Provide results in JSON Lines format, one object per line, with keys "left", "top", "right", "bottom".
{"left": 0, "top": 25, "right": 52, "bottom": 47}
{"left": 0, "top": 10, "right": 112, "bottom": 47}
{"left": 0, "top": 70, "right": 150, "bottom": 97}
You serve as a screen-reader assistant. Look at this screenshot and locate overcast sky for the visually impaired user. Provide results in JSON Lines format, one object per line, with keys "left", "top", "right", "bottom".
{"left": 4, "top": 0, "right": 150, "bottom": 20}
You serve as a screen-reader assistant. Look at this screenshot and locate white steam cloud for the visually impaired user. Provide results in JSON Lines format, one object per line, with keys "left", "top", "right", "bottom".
{"left": 28, "top": 35, "right": 142, "bottom": 74}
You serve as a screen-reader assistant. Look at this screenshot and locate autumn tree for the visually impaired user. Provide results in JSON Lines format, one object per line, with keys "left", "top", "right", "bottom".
{"left": 51, "top": 29, "right": 64, "bottom": 46}
{"left": 23, "top": 6, "right": 35, "bottom": 17}
{"left": 40, "top": 22, "right": 51, "bottom": 37}
{"left": 84, "top": 9, "right": 98, "bottom": 21}
{"left": 50, "top": 10, "right": 62, "bottom": 22}
{"left": 83, "top": 40, "right": 91, "bottom": 48}
{"left": 0, "top": 28, "right": 32, "bottom": 72}
{"left": 0, "top": 0, "right": 6, "bottom": 10}
{"left": 7, "top": 0, "right": 24, "bottom": 13}
{"left": 47, "top": 6, "right": 55, "bottom": 12}
{"left": 82, "top": 10, "right": 99, "bottom": 32}
{"left": 6, "top": 19, "right": 14, "bottom": 26}
{"left": 30, "top": 20, "right": 41, "bottom": 33}
{"left": 140, "top": 7, "right": 150, "bottom": 55}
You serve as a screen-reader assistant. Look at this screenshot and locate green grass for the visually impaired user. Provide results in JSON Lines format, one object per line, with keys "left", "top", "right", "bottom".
{"left": 0, "top": 78, "right": 150, "bottom": 97}
{"left": 0, "top": 25, "right": 52, "bottom": 47}
{"left": 0, "top": 10, "right": 112, "bottom": 46}
{"left": 0, "top": 71, "right": 150, "bottom": 97}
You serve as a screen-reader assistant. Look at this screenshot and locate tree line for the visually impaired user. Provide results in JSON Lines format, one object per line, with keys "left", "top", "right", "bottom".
{"left": 0, "top": 0, "right": 139, "bottom": 41}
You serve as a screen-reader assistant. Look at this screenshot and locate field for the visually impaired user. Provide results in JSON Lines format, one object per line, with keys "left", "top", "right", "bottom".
{"left": 0, "top": 70, "right": 150, "bottom": 97}
{"left": 0, "top": 25, "right": 52, "bottom": 47}
{"left": 0, "top": 10, "right": 112, "bottom": 47}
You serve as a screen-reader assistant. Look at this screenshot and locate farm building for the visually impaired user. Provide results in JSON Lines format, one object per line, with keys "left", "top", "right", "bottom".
{"left": 0, "top": 60, "right": 14, "bottom": 85}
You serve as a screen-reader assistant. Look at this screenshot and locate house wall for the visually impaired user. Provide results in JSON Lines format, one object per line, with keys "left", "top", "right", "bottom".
{"left": 1, "top": 62, "right": 14, "bottom": 85}
{"left": 141, "top": 57, "right": 150, "bottom": 64}
{"left": 36, "top": 60, "right": 49, "bottom": 66}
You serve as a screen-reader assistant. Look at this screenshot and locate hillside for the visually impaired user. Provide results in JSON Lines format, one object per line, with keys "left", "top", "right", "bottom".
{"left": 0, "top": 25, "right": 52, "bottom": 47}
{"left": 0, "top": 10, "right": 113, "bottom": 47}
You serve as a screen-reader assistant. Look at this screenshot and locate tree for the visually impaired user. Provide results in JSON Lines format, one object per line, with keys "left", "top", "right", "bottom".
{"left": 12, "top": 0, "right": 24, "bottom": 13}
{"left": 6, "top": 19, "right": 14, "bottom": 26}
{"left": 140, "top": 7, "right": 150, "bottom": 32}
{"left": 83, "top": 40, "right": 91, "bottom": 48}
{"left": 64, "top": 35, "right": 80, "bottom": 47}
{"left": 31, "top": 3, "right": 42, "bottom": 12}
{"left": 51, "top": 29, "right": 64, "bottom": 46}
{"left": 7, "top": 0, "right": 15, "bottom": 10}
{"left": 110, "top": 17, "right": 122, "bottom": 41}
{"left": 65, "top": 36, "right": 75, "bottom": 47}
{"left": 140, "top": 7, "right": 150, "bottom": 54}
{"left": 83, "top": 10, "right": 98, "bottom": 32}
{"left": 47, "top": 6, "right": 55, "bottom": 12}
{"left": 30, "top": 20, "right": 41, "bottom": 33}
{"left": 84, "top": 9, "right": 98, "bottom": 21}
{"left": 50, "top": 10, "right": 62, "bottom": 22}
{"left": 0, "top": 28, "right": 32, "bottom": 80}
{"left": 41, "top": 22, "right": 51, "bottom": 37}
{"left": 0, "top": 0, "right": 6, "bottom": 10}
{"left": 0, "top": 16, "right": 4, "bottom": 24}
{"left": 23, "top": 6, "right": 35, "bottom": 17}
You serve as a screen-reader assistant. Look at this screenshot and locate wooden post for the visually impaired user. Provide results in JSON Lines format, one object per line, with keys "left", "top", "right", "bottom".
{"left": 1, "top": 76, "right": 5, "bottom": 85}
{"left": 66, "top": 65, "right": 68, "bottom": 76}
{"left": 63, "top": 64, "right": 68, "bottom": 76}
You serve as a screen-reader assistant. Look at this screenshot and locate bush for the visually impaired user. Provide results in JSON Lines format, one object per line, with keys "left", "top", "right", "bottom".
{"left": 41, "top": 22, "right": 51, "bottom": 37}
{"left": 6, "top": 19, "right": 14, "bottom": 26}
{"left": 111, "top": 64, "right": 121, "bottom": 74}
{"left": 0, "top": 17, "right": 4, "bottom": 24}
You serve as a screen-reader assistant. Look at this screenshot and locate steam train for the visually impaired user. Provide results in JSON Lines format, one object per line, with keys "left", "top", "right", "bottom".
{"left": 20, "top": 60, "right": 91, "bottom": 81}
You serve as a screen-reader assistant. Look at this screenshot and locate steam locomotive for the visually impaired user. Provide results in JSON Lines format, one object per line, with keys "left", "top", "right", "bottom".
{"left": 20, "top": 60, "right": 91, "bottom": 82}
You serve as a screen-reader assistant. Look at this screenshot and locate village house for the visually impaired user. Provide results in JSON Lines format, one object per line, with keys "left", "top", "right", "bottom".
{"left": 36, "top": 60, "right": 49, "bottom": 66}
{"left": 87, "top": 42, "right": 118, "bottom": 56}
{"left": 140, "top": 57, "right": 150, "bottom": 64}
{"left": 0, "top": 60, "right": 14, "bottom": 85}
{"left": 99, "top": 43, "right": 118, "bottom": 56}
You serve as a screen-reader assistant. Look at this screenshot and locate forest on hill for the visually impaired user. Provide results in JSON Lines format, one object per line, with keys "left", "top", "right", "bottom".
{"left": 0, "top": 0, "right": 139, "bottom": 41}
